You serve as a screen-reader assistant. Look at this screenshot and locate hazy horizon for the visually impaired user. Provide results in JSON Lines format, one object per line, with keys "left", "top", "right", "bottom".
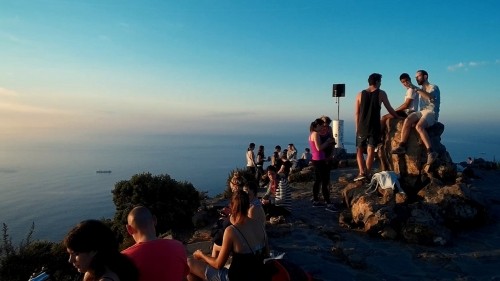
{"left": 1, "top": 1, "right": 499, "bottom": 146}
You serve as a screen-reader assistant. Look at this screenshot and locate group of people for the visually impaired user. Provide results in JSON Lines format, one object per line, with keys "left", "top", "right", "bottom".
{"left": 354, "top": 70, "right": 441, "bottom": 181}
{"left": 308, "top": 115, "right": 338, "bottom": 212}
{"left": 64, "top": 196, "right": 269, "bottom": 281}
{"left": 246, "top": 142, "right": 307, "bottom": 182}
{"left": 64, "top": 206, "right": 188, "bottom": 281}
{"left": 63, "top": 70, "right": 441, "bottom": 281}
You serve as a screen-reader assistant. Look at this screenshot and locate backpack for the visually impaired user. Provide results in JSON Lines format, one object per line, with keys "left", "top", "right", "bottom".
{"left": 265, "top": 259, "right": 313, "bottom": 281}
{"left": 365, "top": 171, "right": 404, "bottom": 194}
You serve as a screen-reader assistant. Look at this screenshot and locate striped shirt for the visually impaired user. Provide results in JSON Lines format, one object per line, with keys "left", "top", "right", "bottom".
{"left": 275, "top": 177, "right": 292, "bottom": 212}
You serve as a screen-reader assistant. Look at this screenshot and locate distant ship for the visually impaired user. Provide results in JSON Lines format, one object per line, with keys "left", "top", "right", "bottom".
{"left": 96, "top": 170, "right": 112, "bottom": 173}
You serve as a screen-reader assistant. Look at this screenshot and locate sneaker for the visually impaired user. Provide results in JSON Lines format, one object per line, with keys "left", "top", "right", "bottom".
{"left": 353, "top": 174, "right": 366, "bottom": 182}
{"left": 325, "top": 204, "right": 338, "bottom": 212}
{"left": 312, "top": 201, "right": 326, "bottom": 207}
{"left": 426, "top": 152, "right": 438, "bottom": 165}
{"left": 391, "top": 146, "right": 406, "bottom": 155}
{"left": 269, "top": 216, "right": 280, "bottom": 225}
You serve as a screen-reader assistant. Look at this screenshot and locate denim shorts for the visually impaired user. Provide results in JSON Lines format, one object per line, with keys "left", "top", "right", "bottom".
{"left": 205, "top": 265, "right": 229, "bottom": 281}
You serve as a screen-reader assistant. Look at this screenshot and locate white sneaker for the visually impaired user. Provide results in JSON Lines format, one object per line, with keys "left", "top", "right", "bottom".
{"left": 325, "top": 204, "right": 338, "bottom": 212}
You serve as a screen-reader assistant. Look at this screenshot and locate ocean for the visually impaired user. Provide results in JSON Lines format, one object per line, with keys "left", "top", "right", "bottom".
{"left": 0, "top": 131, "right": 498, "bottom": 243}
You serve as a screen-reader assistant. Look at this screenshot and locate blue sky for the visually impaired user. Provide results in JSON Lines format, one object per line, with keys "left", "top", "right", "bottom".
{"left": 1, "top": 0, "right": 499, "bottom": 146}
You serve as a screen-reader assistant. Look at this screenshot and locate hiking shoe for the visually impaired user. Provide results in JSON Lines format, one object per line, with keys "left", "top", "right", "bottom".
{"left": 312, "top": 201, "right": 326, "bottom": 207}
{"left": 269, "top": 216, "right": 280, "bottom": 225}
{"left": 325, "top": 204, "right": 338, "bottom": 212}
{"left": 391, "top": 146, "right": 406, "bottom": 155}
{"left": 353, "top": 174, "right": 366, "bottom": 182}
{"left": 426, "top": 152, "right": 438, "bottom": 165}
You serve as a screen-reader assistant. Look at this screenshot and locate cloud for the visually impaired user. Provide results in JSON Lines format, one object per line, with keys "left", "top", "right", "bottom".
{"left": 447, "top": 62, "right": 465, "bottom": 71}
{"left": 0, "top": 87, "right": 19, "bottom": 97}
{"left": 447, "top": 60, "right": 494, "bottom": 71}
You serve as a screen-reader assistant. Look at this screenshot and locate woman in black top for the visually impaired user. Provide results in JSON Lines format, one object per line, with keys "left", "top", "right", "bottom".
{"left": 188, "top": 190, "right": 269, "bottom": 281}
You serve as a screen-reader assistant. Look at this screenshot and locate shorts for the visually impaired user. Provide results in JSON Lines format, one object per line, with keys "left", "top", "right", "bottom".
{"left": 411, "top": 109, "right": 436, "bottom": 127}
{"left": 356, "top": 133, "right": 380, "bottom": 148}
{"left": 205, "top": 265, "right": 229, "bottom": 281}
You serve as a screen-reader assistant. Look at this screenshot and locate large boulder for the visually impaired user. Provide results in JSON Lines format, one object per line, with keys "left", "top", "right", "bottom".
{"left": 341, "top": 118, "right": 488, "bottom": 245}
{"left": 379, "top": 118, "right": 457, "bottom": 196}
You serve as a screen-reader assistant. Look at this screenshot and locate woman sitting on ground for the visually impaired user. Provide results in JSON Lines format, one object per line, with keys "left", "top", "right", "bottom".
{"left": 243, "top": 181, "right": 266, "bottom": 226}
{"left": 261, "top": 165, "right": 292, "bottom": 218}
{"left": 64, "top": 219, "right": 138, "bottom": 281}
{"left": 188, "top": 190, "right": 269, "bottom": 281}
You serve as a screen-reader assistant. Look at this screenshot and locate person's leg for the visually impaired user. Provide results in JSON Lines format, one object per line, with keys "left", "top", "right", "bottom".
{"left": 416, "top": 111, "right": 438, "bottom": 165}
{"left": 356, "top": 147, "right": 366, "bottom": 175}
{"left": 312, "top": 160, "right": 322, "bottom": 201}
{"left": 380, "top": 113, "right": 391, "bottom": 134}
{"left": 355, "top": 134, "right": 368, "bottom": 177}
{"left": 366, "top": 145, "right": 375, "bottom": 175}
{"left": 320, "top": 161, "right": 331, "bottom": 204}
{"left": 400, "top": 113, "right": 419, "bottom": 144}
{"left": 187, "top": 257, "right": 207, "bottom": 281}
{"left": 415, "top": 113, "right": 432, "bottom": 149}
{"left": 269, "top": 204, "right": 290, "bottom": 217}
{"left": 392, "top": 113, "right": 420, "bottom": 155}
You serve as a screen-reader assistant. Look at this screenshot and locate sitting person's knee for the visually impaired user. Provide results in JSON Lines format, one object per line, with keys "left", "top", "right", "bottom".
{"left": 415, "top": 122, "right": 427, "bottom": 132}
{"left": 187, "top": 256, "right": 196, "bottom": 268}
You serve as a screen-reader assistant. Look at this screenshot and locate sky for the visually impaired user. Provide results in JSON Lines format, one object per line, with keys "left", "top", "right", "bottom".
{"left": 1, "top": 0, "right": 499, "bottom": 147}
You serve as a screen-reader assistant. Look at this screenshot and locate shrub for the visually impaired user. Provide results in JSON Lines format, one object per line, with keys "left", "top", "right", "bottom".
{"left": 0, "top": 223, "right": 77, "bottom": 281}
{"left": 111, "top": 172, "right": 201, "bottom": 244}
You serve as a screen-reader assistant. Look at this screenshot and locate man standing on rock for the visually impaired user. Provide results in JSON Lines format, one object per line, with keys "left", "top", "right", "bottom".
{"left": 355, "top": 73, "right": 399, "bottom": 181}
{"left": 391, "top": 70, "right": 441, "bottom": 166}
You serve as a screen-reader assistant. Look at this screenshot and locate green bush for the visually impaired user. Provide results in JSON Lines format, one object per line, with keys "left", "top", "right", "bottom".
{"left": 0, "top": 223, "right": 77, "bottom": 281}
{"left": 111, "top": 172, "right": 201, "bottom": 244}
{"left": 1, "top": 172, "right": 202, "bottom": 279}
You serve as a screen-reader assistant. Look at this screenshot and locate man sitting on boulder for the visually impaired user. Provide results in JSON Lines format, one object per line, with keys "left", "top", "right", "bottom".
{"left": 391, "top": 70, "right": 441, "bottom": 166}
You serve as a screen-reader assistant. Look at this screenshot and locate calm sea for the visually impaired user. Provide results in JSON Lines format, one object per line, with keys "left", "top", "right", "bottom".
{"left": 0, "top": 132, "right": 498, "bottom": 243}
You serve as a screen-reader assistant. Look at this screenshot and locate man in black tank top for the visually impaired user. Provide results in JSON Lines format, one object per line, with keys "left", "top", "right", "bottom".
{"left": 354, "top": 73, "right": 399, "bottom": 182}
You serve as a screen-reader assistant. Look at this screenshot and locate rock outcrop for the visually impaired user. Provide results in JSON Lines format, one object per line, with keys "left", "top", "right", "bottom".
{"left": 341, "top": 118, "right": 489, "bottom": 245}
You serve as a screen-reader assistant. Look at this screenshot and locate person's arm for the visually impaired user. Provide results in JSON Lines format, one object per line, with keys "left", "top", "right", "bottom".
{"left": 248, "top": 205, "right": 255, "bottom": 219}
{"left": 193, "top": 226, "right": 233, "bottom": 269}
{"left": 395, "top": 88, "right": 414, "bottom": 111}
{"left": 354, "top": 92, "right": 361, "bottom": 133}
{"left": 312, "top": 131, "right": 333, "bottom": 151}
{"left": 278, "top": 163, "right": 285, "bottom": 174}
{"left": 380, "top": 90, "right": 399, "bottom": 118}
{"left": 411, "top": 83, "right": 434, "bottom": 102}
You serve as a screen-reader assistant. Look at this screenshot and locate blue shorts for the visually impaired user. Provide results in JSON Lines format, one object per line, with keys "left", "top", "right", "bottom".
{"left": 205, "top": 265, "right": 229, "bottom": 281}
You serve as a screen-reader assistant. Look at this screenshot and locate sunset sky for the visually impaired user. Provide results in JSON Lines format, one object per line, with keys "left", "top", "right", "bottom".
{"left": 1, "top": 0, "right": 499, "bottom": 146}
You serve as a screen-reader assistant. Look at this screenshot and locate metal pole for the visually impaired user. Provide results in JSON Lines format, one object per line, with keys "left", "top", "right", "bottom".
{"left": 337, "top": 96, "right": 340, "bottom": 120}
